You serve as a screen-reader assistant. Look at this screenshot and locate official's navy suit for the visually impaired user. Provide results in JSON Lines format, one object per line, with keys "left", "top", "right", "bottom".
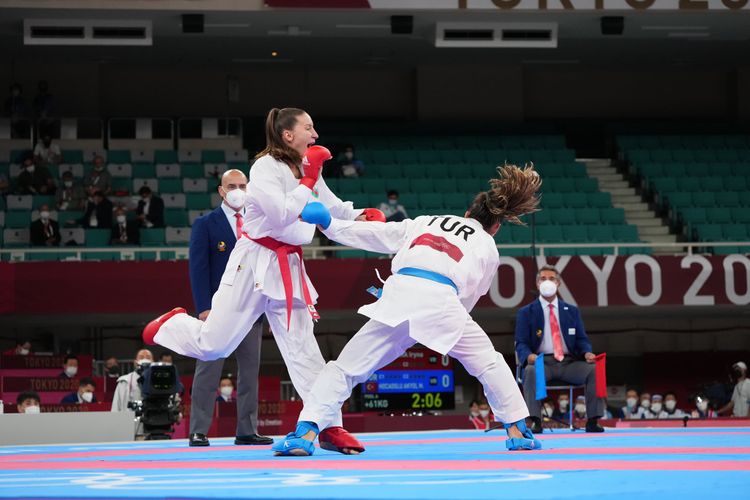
{"left": 515, "top": 298, "right": 604, "bottom": 420}
{"left": 188, "top": 206, "right": 264, "bottom": 439}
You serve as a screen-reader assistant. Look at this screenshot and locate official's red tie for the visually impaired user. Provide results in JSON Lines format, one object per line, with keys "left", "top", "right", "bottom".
{"left": 234, "top": 212, "right": 243, "bottom": 240}
{"left": 549, "top": 303, "right": 565, "bottom": 362}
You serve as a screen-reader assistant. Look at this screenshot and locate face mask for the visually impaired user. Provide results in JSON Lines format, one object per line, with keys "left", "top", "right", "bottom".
{"left": 665, "top": 400, "right": 676, "bottom": 411}
{"left": 81, "top": 392, "right": 94, "bottom": 403}
{"left": 626, "top": 397, "right": 638, "bottom": 408}
{"left": 26, "top": 165, "right": 35, "bottom": 173}
{"left": 64, "top": 180, "right": 73, "bottom": 188}
{"left": 470, "top": 410, "right": 479, "bottom": 417}
{"left": 137, "top": 359, "right": 152, "bottom": 368}
{"left": 697, "top": 401, "right": 708, "bottom": 412}
{"left": 25, "top": 405, "right": 40, "bottom": 414}
{"left": 19, "top": 348, "right": 29, "bottom": 356}
{"left": 65, "top": 366, "right": 78, "bottom": 377}
{"left": 224, "top": 188, "right": 246, "bottom": 209}
{"left": 40, "top": 211, "right": 50, "bottom": 220}
{"left": 539, "top": 280, "right": 558, "bottom": 298}
{"left": 640, "top": 399, "right": 651, "bottom": 409}
{"left": 575, "top": 404, "right": 586, "bottom": 414}
{"left": 388, "top": 198, "right": 398, "bottom": 205}
{"left": 220, "top": 386, "right": 233, "bottom": 398}
{"left": 116, "top": 215, "right": 126, "bottom": 224}
{"left": 542, "top": 405, "right": 553, "bottom": 417}
{"left": 651, "top": 402, "right": 662, "bottom": 413}
{"left": 559, "top": 400, "right": 569, "bottom": 410}
{"left": 479, "top": 409, "right": 490, "bottom": 418}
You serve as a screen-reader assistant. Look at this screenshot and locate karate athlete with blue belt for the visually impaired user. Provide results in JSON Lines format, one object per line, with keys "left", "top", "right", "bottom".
{"left": 273, "top": 164, "right": 544, "bottom": 456}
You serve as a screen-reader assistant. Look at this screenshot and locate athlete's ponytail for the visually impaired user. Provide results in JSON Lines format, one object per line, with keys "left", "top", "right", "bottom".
{"left": 467, "top": 164, "right": 541, "bottom": 229}
{"left": 255, "top": 107, "right": 305, "bottom": 166}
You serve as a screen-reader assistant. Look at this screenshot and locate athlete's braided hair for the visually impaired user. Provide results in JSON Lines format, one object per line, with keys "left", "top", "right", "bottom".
{"left": 467, "top": 163, "right": 542, "bottom": 229}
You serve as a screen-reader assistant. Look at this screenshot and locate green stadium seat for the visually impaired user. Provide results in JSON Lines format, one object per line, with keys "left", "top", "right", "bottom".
{"left": 367, "top": 150, "right": 395, "bottom": 165}
{"left": 430, "top": 164, "right": 450, "bottom": 178}
{"left": 613, "top": 225, "right": 639, "bottom": 242}
{"left": 672, "top": 150, "right": 694, "bottom": 163}
{"left": 651, "top": 177, "right": 678, "bottom": 193}
{"left": 533, "top": 210, "right": 552, "bottom": 225}
{"left": 165, "top": 209, "right": 189, "bottom": 227}
{"left": 361, "top": 178, "right": 386, "bottom": 194}
{"left": 554, "top": 209, "right": 576, "bottom": 225}
{"left": 417, "top": 150, "right": 441, "bottom": 164}
{"left": 715, "top": 192, "right": 740, "bottom": 207}
{"left": 575, "top": 208, "right": 600, "bottom": 225}
{"left": 563, "top": 225, "right": 587, "bottom": 242}
{"left": 181, "top": 163, "right": 205, "bottom": 178}
{"left": 418, "top": 193, "right": 444, "bottom": 209}
{"left": 409, "top": 209, "right": 433, "bottom": 218}
{"left": 439, "top": 150, "right": 463, "bottom": 165}
{"left": 186, "top": 194, "right": 211, "bottom": 210}
{"left": 666, "top": 192, "right": 692, "bottom": 210}
{"left": 551, "top": 178, "right": 576, "bottom": 192}
{"left": 159, "top": 178, "right": 182, "bottom": 193}
{"left": 709, "top": 163, "right": 734, "bottom": 177}
{"left": 337, "top": 179, "right": 363, "bottom": 193}
{"left": 395, "top": 150, "right": 419, "bottom": 164}
{"left": 638, "top": 163, "right": 664, "bottom": 178}
{"left": 706, "top": 207, "right": 732, "bottom": 224}
{"left": 677, "top": 177, "right": 701, "bottom": 192}
{"left": 111, "top": 178, "right": 131, "bottom": 194}
{"left": 411, "top": 179, "right": 434, "bottom": 192}
{"left": 730, "top": 207, "right": 750, "bottom": 224}
{"left": 62, "top": 150, "right": 84, "bottom": 164}
{"left": 723, "top": 176, "right": 747, "bottom": 192}
{"left": 575, "top": 178, "right": 598, "bottom": 193}
{"left": 680, "top": 208, "right": 707, "bottom": 228}
{"left": 563, "top": 193, "right": 587, "bottom": 208}
{"left": 588, "top": 192, "right": 612, "bottom": 208}
{"left": 702, "top": 177, "right": 724, "bottom": 192}
{"left": 461, "top": 150, "right": 486, "bottom": 163}
{"left": 6, "top": 211, "right": 30, "bottom": 228}
{"left": 537, "top": 225, "right": 563, "bottom": 243}
{"left": 140, "top": 228, "right": 166, "bottom": 247}
{"left": 154, "top": 150, "right": 178, "bottom": 164}
{"left": 692, "top": 192, "right": 716, "bottom": 207}
{"left": 367, "top": 193, "right": 385, "bottom": 207}
{"left": 541, "top": 193, "right": 564, "bottom": 208}
{"left": 399, "top": 193, "right": 419, "bottom": 210}
{"left": 600, "top": 208, "right": 626, "bottom": 224}
{"left": 651, "top": 150, "right": 673, "bottom": 162}
{"left": 85, "top": 229, "right": 111, "bottom": 247}
{"left": 346, "top": 193, "right": 370, "bottom": 207}
{"left": 382, "top": 178, "right": 409, "bottom": 192}
{"left": 456, "top": 178, "right": 479, "bottom": 193}
{"left": 402, "top": 163, "right": 430, "bottom": 178}
{"left": 372, "top": 164, "right": 402, "bottom": 178}
{"left": 509, "top": 224, "right": 532, "bottom": 244}
{"left": 31, "top": 195, "right": 54, "bottom": 210}
{"left": 107, "top": 150, "right": 131, "bottom": 163}
{"left": 723, "top": 224, "right": 747, "bottom": 241}
{"left": 587, "top": 225, "right": 614, "bottom": 242}
{"left": 433, "top": 178, "right": 456, "bottom": 192}
{"left": 201, "top": 150, "right": 225, "bottom": 163}
{"left": 696, "top": 224, "right": 722, "bottom": 241}
{"left": 443, "top": 192, "right": 470, "bottom": 209}
{"left": 133, "top": 163, "right": 156, "bottom": 178}
{"left": 663, "top": 164, "right": 686, "bottom": 177}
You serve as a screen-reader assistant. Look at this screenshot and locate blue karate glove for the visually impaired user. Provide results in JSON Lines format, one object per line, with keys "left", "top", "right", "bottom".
{"left": 300, "top": 202, "right": 331, "bottom": 229}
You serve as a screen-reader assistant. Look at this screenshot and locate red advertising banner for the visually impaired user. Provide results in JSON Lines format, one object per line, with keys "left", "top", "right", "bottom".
{"left": 0, "top": 254, "right": 748, "bottom": 315}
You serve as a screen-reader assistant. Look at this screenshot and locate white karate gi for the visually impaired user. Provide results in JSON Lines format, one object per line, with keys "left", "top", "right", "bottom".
{"left": 297, "top": 215, "right": 530, "bottom": 429}
{"left": 153, "top": 154, "right": 361, "bottom": 429}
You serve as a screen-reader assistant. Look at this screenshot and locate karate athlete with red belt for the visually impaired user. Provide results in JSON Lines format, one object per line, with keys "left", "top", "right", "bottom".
{"left": 274, "top": 164, "right": 544, "bottom": 455}
{"left": 142, "top": 107, "right": 384, "bottom": 454}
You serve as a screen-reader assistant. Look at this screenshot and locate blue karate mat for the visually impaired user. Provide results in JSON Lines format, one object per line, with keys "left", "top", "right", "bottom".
{"left": 0, "top": 427, "right": 748, "bottom": 499}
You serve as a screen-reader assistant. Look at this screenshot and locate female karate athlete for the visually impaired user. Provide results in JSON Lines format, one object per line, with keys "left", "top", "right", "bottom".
{"left": 273, "top": 164, "right": 543, "bottom": 455}
{"left": 142, "top": 107, "right": 384, "bottom": 454}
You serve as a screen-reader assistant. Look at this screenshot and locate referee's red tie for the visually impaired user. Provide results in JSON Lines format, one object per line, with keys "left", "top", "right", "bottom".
{"left": 234, "top": 212, "right": 243, "bottom": 240}
{"left": 549, "top": 303, "right": 565, "bottom": 362}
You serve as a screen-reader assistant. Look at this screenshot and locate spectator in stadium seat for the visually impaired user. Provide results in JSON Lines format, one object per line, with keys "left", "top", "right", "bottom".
{"left": 217, "top": 375, "right": 235, "bottom": 403}
{"left": 16, "top": 391, "right": 41, "bottom": 414}
{"left": 553, "top": 393, "right": 570, "bottom": 422}
{"left": 691, "top": 394, "right": 717, "bottom": 419}
{"left": 516, "top": 265, "right": 606, "bottom": 434}
{"left": 30, "top": 204, "right": 61, "bottom": 247}
{"left": 573, "top": 395, "right": 587, "bottom": 420}
{"left": 541, "top": 400, "right": 555, "bottom": 419}
{"left": 83, "top": 156, "right": 112, "bottom": 197}
{"left": 159, "top": 352, "right": 173, "bottom": 365}
{"left": 16, "top": 151, "right": 55, "bottom": 195}
{"left": 468, "top": 400, "right": 484, "bottom": 429}
{"left": 60, "top": 377, "right": 97, "bottom": 404}
{"left": 620, "top": 388, "right": 644, "bottom": 419}
{"left": 3, "top": 340, "right": 32, "bottom": 355}
{"left": 104, "top": 356, "right": 121, "bottom": 378}
{"left": 110, "top": 206, "right": 139, "bottom": 245}
{"left": 658, "top": 392, "right": 686, "bottom": 419}
{"left": 77, "top": 190, "right": 113, "bottom": 229}
{"left": 477, "top": 400, "right": 493, "bottom": 430}
{"left": 718, "top": 361, "right": 750, "bottom": 417}
{"left": 111, "top": 348, "right": 154, "bottom": 412}
{"left": 377, "top": 190, "right": 409, "bottom": 222}
{"left": 33, "top": 134, "right": 62, "bottom": 168}
{"left": 337, "top": 144, "right": 365, "bottom": 178}
{"left": 56, "top": 170, "right": 86, "bottom": 211}
{"left": 136, "top": 186, "right": 164, "bottom": 228}
{"left": 645, "top": 394, "right": 663, "bottom": 419}
{"left": 58, "top": 354, "right": 79, "bottom": 379}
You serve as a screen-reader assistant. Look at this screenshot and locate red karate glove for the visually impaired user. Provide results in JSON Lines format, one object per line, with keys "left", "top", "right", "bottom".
{"left": 361, "top": 208, "right": 386, "bottom": 223}
{"left": 300, "top": 145, "right": 332, "bottom": 190}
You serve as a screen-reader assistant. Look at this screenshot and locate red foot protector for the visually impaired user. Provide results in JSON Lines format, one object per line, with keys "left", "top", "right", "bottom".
{"left": 318, "top": 426, "right": 365, "bottom": 454}
{"left": 142, "top": 307, "right": 186, "bottom": 345}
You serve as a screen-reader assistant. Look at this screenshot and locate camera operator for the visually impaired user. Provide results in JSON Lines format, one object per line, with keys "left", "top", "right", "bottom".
{"left": 111, "top": 348, "right": 154, "bottom": 412}
{"left": 718, "top": 361, "right": 750, "bottom": 417}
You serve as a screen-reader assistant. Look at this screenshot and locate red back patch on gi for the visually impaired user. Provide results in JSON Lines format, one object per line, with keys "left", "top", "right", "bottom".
{"left": 409, "top": 233, "right": 464, "bottom": 263}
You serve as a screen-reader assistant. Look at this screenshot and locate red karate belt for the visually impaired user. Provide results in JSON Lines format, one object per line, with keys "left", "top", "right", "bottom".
{"left": 245, "top": 234, "right": 320, "bottom": 330}
{"left": 595, "top": 353, "right": 607, "bottom": 398}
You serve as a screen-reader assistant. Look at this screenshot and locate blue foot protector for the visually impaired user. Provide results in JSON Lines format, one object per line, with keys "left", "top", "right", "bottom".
{"left": 272, "top": 421, "right": 319, "bottom": 457}
{"left": 503, "top": 419, "right": 543, "bottom": 451}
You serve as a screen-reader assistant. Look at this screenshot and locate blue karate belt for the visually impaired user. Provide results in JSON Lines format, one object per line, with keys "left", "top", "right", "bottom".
{"left": 396, "top": 267, "right": 458, "bottom": 294}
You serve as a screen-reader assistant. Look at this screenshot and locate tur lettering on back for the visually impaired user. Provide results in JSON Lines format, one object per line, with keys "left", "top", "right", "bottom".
{"left": 426, "top": 216, "right": 476, "bottom": 242}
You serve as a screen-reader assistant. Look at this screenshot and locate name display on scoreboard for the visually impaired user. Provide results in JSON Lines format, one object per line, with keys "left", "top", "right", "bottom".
{"left": 362, "top": 347, "right": 455, "bottom": 411}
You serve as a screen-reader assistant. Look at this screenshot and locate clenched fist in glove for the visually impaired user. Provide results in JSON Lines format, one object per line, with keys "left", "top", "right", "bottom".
{"left": 300, "top": 202, "right": 332, "bottom": 229}
{"left": 300, "top": 145, "right": 332, "bottom": 190}
{"left": 360, "top": 208, "right": 386, "bottom": 223}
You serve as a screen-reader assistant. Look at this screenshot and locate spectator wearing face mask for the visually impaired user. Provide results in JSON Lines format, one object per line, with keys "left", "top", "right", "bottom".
{"left": 17, "top": 151, "right": 55, "bottom": 195}
{"left": 3, "top": 340, "right": 32, "bottom": 356}
{"left": 337, "top": 145, "right": 365, "bottom": 178}
{"left": 33, "top": 134, "right": 62, "bottom": 167}
{"left": 83, "top": 156, "right": 112, "bottom": 197}
{"left": 61, "top": 377, "right": 97, "bottom": 404}
{"left": 552, "top": 394, "right": 570, "bottom": 422}
{"left": 59, "top": 354, "right": 79, "bottom": 379}
{"left": 16, "top": 391, "right": 41, "bottom": 414}
{"left": 77, "top": 190, "right": 113, "bottom": 229}
{"left": 111, "top": 348, "right": 154, "bottom": 412}
{"left": 30, "top": 204, "right": 61, "bottom": 247}
{"left": 104, "top": 356, "right": 121, "bottom": 378}
{"left": 56, "top": 171, "right": 86, "bottom": 211}
{"left": 136, "top": 186, "right": 165, "bottom": 228}
{"left": 217, "top": 376, "right": 235, "bottom": 403}
{"left": 377, "top": 190, "right": 409, "bottom": 222}
{"left": 476, "top": 400, "right": 493, "bottom": 430}
{"left": 468, "top": 400, "right": 484, "bottom": 429}
{"left": 638, "top": 392, "right": 653, "bottom": 419}
{"left": 110, "top": 206, "right": 139, "bottom": 245}
{"left": 646, "top": 394, "right": 664, "bottom": 419}
{"left": 541, "top": 400, "right": 555, "bottom": 420}
{"left": 718, "top": 361, "right": 750, "bottom": 417}
{"left": 573, "top": 395, "right": 587, "bottom": 420}
{"left": 691, "top": 394, "right": 717, "bottom": 419}
{"left": 621, "top": 388, "right": 645, "bottom": 419}
{"left": 658, "top": 392, "right": 685, "bottom": 419}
